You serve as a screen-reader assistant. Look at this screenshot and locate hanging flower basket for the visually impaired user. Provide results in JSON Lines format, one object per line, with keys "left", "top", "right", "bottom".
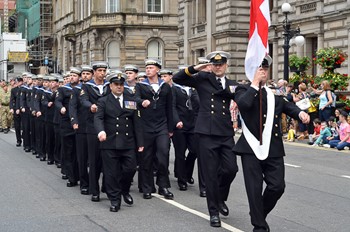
{"left": 314, "top": 47, "right": 347, "bottom": 70}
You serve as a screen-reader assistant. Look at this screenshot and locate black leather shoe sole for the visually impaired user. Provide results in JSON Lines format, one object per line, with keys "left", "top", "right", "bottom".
{"left": 67, "top": 181, "right": 78, "bottom": 187}
{"left": 200, "top": 191, "right": 207, "bottom": 197}
{"left": 210, "top": 216, "right": 221, "bottom": 227}
{"left": 110, "top": 205, "right": 120, "bottom": 212}
{"left": 143, "top": 193, "right": 152, "bottom": 199}
{"left": 80, "top": 189, "right": 89, "bottom": 195}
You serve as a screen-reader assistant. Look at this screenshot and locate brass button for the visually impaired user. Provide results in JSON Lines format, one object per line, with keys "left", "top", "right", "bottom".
{"left": 223, "top": 106, "right": 225, "bottom": 109}
{"left": 211, "top": 105, "right": 214, "bottom": 108}
{"left": 116, "top": 124, "right": 119, "bottom": 127}
{"left": 126, "top": 124, "right": 129, "bottom": 127}
{"left": 223, "top": 100, "right": 226, "bottom": 103}
{"left": 275, "top": 124, "right": 278, "bottom": 127}
{"left": 211, "top": 111, "right": 214, "bottom": 114}
{"left": 126, "top": 117, "right": 129, "bottom": 120}
{"left": 223, "top": 112, "right": 225, "bottom": 115}
{"left": 116, "top": 117, "right": 119, "bottom": 120}
{"left": 275, "top": 133, "right": 278, "bottom": 136}
{"left": 264, "top": 114, "right": 267, "bottom": 118}
{"left": 275, "top": 115, "right": 278, "bottom": 118}
{"left": 126, "top": 133, "right": 129, "bottom": 136}
{"left": 116, "top": 132, "right": 119, "bottom": 135}
{"left": 211, "top": 98, "right": 214, "bottom": 102}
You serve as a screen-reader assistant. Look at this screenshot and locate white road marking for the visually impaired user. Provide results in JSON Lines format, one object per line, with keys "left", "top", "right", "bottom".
{"left": 341, "top": 175, "right": 350, "bottom": 179}
{"left": 153, "top": 194, "right": 244, "bottom": 232}
{"left": 285, "top": 163, "right": 301, "bottom": 168}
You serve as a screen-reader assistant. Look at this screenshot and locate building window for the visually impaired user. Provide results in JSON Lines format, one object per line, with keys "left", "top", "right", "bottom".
{"left": 147, "top": 0, "right": 162, "bottom": 13}
{"left": 106, "top": 0, "right": 120, "bottom": 13}
{"left": 147, "top": 40, "right": 163, "bottom": 64}
{"left": 106, "top": 40, "right": 120, "bottom": 68}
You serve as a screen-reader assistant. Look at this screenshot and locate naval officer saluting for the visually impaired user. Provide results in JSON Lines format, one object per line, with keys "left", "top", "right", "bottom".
{"left": 173, "top": 51, "right": 238, "bottom": 228}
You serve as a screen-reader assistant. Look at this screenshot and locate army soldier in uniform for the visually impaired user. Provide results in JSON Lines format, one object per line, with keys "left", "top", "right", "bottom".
{"left": 80, "top": 61, "right": 110, "bottom": 202}
{"left": 69, "top": 65, "right": 93, "bottom": 195}
{"left": 173, "top": 51, "right": 238, "bottom": 227}
{"left": 94, "top": 73, "right": 144, "bottom": 212}
{"left": 234, "top": 56, "right": 310, "bottom": 232}
{"left": 10, "top": 77, "right": 23, "bottom": 146}
{"left": 135, "top": 59, "right": 174, "bottom": 200}
{"left": 55, "top": 67, "right": 81, "bottom": 187}
{"left": 0, "top": 83, "right": 13, "bottom": 133}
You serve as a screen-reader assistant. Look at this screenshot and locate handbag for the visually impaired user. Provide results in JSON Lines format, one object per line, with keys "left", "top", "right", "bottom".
{"left": 296, "top": 98, "right": 311, "bottom": 110}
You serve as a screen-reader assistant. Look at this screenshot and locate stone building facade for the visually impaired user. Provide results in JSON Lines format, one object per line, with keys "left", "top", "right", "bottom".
{"left": 53, "top": 0, "right": 179, "bottom": 72}
{"left": 178, "top": 0, "right": 350, "bottom": 81}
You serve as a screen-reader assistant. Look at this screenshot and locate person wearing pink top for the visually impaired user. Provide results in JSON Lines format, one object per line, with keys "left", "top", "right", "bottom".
{"left": 329, "top": 110, "right": 350, "bottom": 150}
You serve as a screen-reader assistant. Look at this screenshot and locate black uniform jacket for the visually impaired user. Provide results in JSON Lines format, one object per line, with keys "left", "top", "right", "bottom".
{"left": 80, "top": 79, "right": 110, "bottom": 134}
{"left": 134, "top": 78, "right": 173, "bottom": 134}
{"left": 233, "top": 84, "right": 301, "bottom": 157}
{"left": 10, "top": 86, "right": 20, "bottom": 111}
{"left": 172, "top": 68, "right": 237, "bottom": 137}
{"left": 172, "top": 83, "right": 199, "bottom": 132}
{"left": 41, "top": 89, "right": 55, "bottom": 123}
{"left": 55, "top": 84, "right": 75, "bottom": 135}
{"left": 69, "top": 84, "right": 89, "bottom": 134}
{"left": 94, "top": 93, "right": 143, "bottom": 150}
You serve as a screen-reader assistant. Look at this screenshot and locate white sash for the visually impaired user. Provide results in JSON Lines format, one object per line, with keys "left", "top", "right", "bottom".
{"left": 240, "top": 87, "right": 275, "bottom": 160}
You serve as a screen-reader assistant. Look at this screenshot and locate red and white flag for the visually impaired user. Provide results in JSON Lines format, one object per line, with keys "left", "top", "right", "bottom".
{"left": 245, "top": 0, "right": 271, "bottom": 81}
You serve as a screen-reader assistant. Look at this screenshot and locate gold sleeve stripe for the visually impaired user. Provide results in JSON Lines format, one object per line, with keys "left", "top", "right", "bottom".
{"left": 184, "top": 67, "right": 191, "bottom": 77}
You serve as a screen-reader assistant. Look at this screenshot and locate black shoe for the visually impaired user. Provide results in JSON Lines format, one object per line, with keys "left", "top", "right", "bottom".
{"left": 80, "top": 188, "right": 89, "bottom": 195}
{"left": 47, "top": 160, "right": 54, "bottom": 165}
{"left": 32, "top": 151, "right": 38, "bottom": 155}
{"left": 110, "top": 202, "right": 121, "bottom": 212}
{"left": 143, "top": 193, "right": 152, "bottom": 199}
{"left": 138, "top": 188, "right": 143, "bottom": 193}
{"left": 62, "top": 175, "right": 68, "bottom": 180}
{"left": 91, "top": 195, "right": 100, "bottom": 202}
{"left": 122, "top": 193, "right": 133, "bottom": 205}
{"left": 308, "top": 142, "right": 314, "bottom": 145}
{"left": 56, "top": 163, "right": 61, "bottom": 168}
{"left": 187, "top": 177, "right": 195, "bottom": 185}
{"left": 178, "top": 183, "right": 187, "bottom": 191}
{"left": 40, "top": 157, "right": 46, "bottom": 161}
{"left": 210, "top": 215, "right": 221, "bottom": 227}
{"left": 16, "top": 142, "right": 21, "bottom": 147}
{"left": 219, "top": 202, "right": 229, "bottom": 216}
{"left": 0, "top": 128, "right": 3, "bottom": 132}
{"left": 25, "top": 148, "right": 31, "bottom": 152}
{"left": 158, "top": 188, "right": 174, "bottom": 200}
{"left": 3, "top": 129, "right": 9, "bottom": 134}
{"left": 67, "top": 181, "right": 78, "bottom": 187}
{"left": 200, "top": 190, "right": 206, "bottom": 197}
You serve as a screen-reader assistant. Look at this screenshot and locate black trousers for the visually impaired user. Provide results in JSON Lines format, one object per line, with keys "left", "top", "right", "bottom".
{"left": 53, "top": 124, "right": 61, "bottom": 165}
{"left": 21, "top": 112, "right": 31, "bottom": 149}
{"left": 13, "top": 114, "right": 21, "bottom": 144}
{"left": 87, "top": 134, "right": 102, "bottom": 195}
{"left": 101, "top": 149, "right": 137, "bottom": 202}
{"left": 45, "top": 122, "right": 55, "bottom": 162}
{"left": 172, "top": 130, "right": 205, "bottom": 191}
{"left": 141, "top": 132, "right": 170, "bottom": 193}
{"left": 76, "top": 133, "right": 89, "bottom": 189}
{"left": 241, "top": 155, "right": 285, "bottom": 232}
{"left": 196, "top": 133, "right": 238, "bottom": 216}
{"left": 36, "top": 118, "right": 46, "bottom": 158}
{"left": 30, "top": 115, "right": 36, "bottom": 151}
{"left": 61, "top": 133, "right": 78, "bottom": 182}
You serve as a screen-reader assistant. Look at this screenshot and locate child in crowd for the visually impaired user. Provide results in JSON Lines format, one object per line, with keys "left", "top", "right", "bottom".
{"left": 328, "top": 110, "right": 350, "bottom": 150}
{"left": 324, "top": 116, "right": 340, "bottom": 148}
{"left": 308, "top": 118, "right": 321, "bottom": 145}
{"left": 286, "top": 123, "right": 296, "bottom": 142}
{"left": 312, "top": 121, "right": 332, "bottom": 146}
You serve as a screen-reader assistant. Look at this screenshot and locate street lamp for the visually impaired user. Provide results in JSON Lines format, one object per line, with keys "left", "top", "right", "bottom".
{"left": 282, "top": 2, "right": 305, "bottom": 82}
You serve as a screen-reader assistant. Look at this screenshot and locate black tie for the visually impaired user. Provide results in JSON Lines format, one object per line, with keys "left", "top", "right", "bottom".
{"left": 116, "top": 97, "right": 121, "bottom": 108}
{"left": 217, "top": 78, "right": 223, "bottom": 89}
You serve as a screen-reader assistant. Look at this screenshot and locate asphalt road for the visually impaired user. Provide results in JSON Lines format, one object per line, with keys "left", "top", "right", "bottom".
{"left": 0, "top": 131, "right": 349, "bottom": 232}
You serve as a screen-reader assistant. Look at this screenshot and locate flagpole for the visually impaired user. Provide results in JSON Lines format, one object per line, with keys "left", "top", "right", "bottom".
{"left": 259, "top": 81, "right": 263, "bottom": 145}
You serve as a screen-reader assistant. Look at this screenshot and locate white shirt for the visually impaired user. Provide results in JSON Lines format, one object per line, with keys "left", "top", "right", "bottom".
{"left": 96, "top": 84, "right": 104, "bottom": 94}
{"left": 151, "top": 83, "right": 160, "bottom": 92}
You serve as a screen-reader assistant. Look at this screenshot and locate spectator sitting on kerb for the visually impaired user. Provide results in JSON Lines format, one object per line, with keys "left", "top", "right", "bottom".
{"left": 311, "top": 121, "right": 332, "bottom": 147}
{"left": 328, "top": 110, "right": 350, "bottom": 150}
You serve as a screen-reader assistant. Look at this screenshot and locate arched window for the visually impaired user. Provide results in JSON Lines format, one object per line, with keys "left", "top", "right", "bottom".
{"left": 147, "top": 40, "right": 163, "bottom": 64}
{"left": 106, "top": 40, "right": 120, "bottom": 68}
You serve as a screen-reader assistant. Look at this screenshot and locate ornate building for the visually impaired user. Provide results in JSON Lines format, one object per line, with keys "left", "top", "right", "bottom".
{"left": 178, "top": 0, "right": 350, "bottom": 81}
{"left": 53, "top": 0, "right": 179, "bottom": 72}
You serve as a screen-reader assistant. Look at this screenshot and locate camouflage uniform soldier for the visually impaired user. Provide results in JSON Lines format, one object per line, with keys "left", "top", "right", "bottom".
{"left": 0, "top": 84, "right": 13, "bottom": 133}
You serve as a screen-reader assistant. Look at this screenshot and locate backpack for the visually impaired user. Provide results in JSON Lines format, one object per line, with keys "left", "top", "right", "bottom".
{"left": 326, "top": 90, "right": 336, "bottom": 108}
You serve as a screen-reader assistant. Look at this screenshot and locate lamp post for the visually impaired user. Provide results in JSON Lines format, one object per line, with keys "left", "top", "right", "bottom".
{"left": 281, "top": 2, "right": 305, "bottom": 82}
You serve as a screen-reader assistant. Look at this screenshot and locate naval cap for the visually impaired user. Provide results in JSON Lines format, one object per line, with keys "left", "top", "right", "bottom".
{"left": 197, "top": 57, "right": 210, "bottom": 64}
{"left": 159, "top": 69, "right": 173, "bottom": 75}
{"left": 206, "top": 51, "right": 231, "bottom": 64}
{"left": 260, "top": 55, "right": 272, "bottom": 68}
{"left": 81, "top": 65, "right": 93, "bottom": 73}
{"left": 91, "top": 61, "right": 109, "bottom": 70}
{"left": 145, "top": 58, "right": 161, "bottom": 69}
{"left": 107, "top": 72, "right": 127, "bottom": 84}
{"left": 124, "top": 64, "right": 139, "bottom": 73}
{"left": 70, "top": 67, "right": 82, "bottom": 75}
